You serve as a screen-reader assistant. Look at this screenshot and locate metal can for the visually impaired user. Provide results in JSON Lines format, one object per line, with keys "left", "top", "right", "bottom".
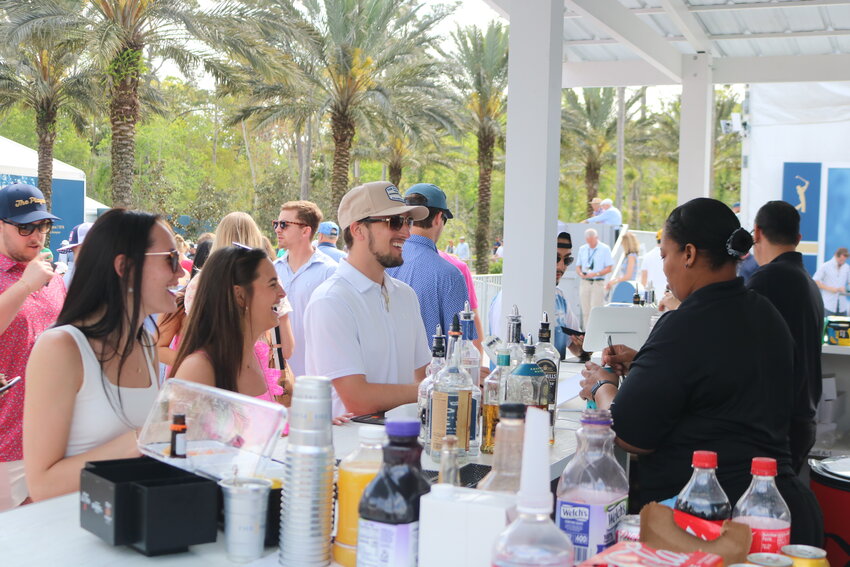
{"left": 616, "top": 515, "right": 641, "bottom": 542}
{"left": 781, "top": 545, "right": 829, "bottom": 567}
{"left": 748, "top": 553, "right": 794, "bottom": 567}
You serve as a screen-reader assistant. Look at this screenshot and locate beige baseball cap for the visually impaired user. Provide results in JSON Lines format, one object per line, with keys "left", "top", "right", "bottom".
{"left": 338, "top": 181, "right": 429, "bottom": 230}
{"left": 589, "top": 197, "right": 602, "bottom": 205}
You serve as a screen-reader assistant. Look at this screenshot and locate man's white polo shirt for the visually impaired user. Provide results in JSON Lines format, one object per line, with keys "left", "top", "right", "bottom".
{"left": 274, "top": 248, "right": 337, "bottom": 377}
{"left": 303, "top": 259, "right": 430, "bottom": 416}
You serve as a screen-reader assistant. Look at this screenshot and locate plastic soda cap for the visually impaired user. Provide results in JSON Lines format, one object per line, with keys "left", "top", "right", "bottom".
{"left": 517, "top": 407, "right": 552, "bottom": 514}
{"left": 386, "top": 419, "right": 419, "bottom": 438}
{"left": 358, "top": 425, "right": 385, "bottom": 444}
{"left": 692, "top": 450, "right": 718, "bottom": 469}
{"left": 751, "top": 457, "right": 777, "bottom": 477}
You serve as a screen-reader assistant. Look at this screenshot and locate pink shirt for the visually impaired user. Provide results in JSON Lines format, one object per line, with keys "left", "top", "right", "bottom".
{"left": 439, "top": 250, "right": 478, "bottom": 310}
{"left": 0, "top": 254, "right": 66, "bottom": 462}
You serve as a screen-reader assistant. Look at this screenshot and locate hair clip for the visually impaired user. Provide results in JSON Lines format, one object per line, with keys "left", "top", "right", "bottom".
{"left": 232, "top": 241, "right": 252, "bottom": 250}
{"left": 725, "top": 227, "right": 747, "bottom": 258}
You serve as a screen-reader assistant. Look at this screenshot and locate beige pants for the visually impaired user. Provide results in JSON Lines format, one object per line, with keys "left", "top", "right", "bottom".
{"left": 580, "top": 279, "right": 606, "bottom": 328}
{"left": 0, "top": 459, "right": 28, "bottom": 511}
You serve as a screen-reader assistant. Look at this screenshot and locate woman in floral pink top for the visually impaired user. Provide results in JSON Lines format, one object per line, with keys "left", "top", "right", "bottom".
{"left": 172, "top": 246, "right": 286, "bottom": 402}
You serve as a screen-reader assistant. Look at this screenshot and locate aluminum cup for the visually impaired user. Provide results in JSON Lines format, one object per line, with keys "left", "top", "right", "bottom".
{"left": 219, "top": 477, "right": 272, "bottom": 563}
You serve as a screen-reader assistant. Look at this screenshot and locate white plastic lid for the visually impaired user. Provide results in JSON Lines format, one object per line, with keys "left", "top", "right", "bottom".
{"left": 517, "top": 407, "right": 554, "bottom": 514}
{"left": 358, "top": 425, "right": 386, "bottom": 444}
{"left": 430, "top": 484, "right": 455, "bottom": 499}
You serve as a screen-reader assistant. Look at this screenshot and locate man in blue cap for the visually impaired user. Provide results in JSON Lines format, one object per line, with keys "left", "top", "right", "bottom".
{"left": 315, "top": 220, "right": 346, "bottom": 263}
{"left": 0, "top": 183, "right": 65, "bottom": 510}
{"left": 386, "top": 183, "right": 474, "bottom": 345}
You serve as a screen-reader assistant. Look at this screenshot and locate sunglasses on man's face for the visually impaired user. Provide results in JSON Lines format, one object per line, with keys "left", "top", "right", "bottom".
{"left": 2, "top": 219, "right": 53, "bottom": 237}
{"left": 145, "top": 249, "right": 181, "bottom": 273}
{"left": 361, "top": 215, "right": 414, "bottom": 231}
{"left": 272, "top": 220, "right": 309, "bottom": 231}
{"left": 557, "top": 252, "right": 574, "bottom": 266}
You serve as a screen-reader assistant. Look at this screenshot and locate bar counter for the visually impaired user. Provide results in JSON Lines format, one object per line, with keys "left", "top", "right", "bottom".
{"left": 0, "top": 363, "right": 587, "bottom": 566}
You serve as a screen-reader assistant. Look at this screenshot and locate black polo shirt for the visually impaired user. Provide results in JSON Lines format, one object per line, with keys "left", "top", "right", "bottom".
{"left": 611, "top": 278, "right": 794, "bottom": 506}
{"left": 747, "top": 251, "right": 824, "bottom": 423}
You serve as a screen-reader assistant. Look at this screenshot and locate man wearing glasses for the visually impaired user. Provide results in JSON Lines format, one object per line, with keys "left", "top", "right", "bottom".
{"left": 303, "top": 181, "right": 431, "bottom": 416}
{"left": 273, "top": 201, "right": 337, "bottom": 377}
{"left": 0, "top": 183, "right": 65, "bottom": 511}
{"left": 386, "top": 183, "right": 473, "bottom": 344}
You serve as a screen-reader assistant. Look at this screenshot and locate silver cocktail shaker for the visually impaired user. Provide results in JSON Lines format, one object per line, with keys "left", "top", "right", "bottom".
{"left": 279, "top": 376, "right": 334, "bottom": 567}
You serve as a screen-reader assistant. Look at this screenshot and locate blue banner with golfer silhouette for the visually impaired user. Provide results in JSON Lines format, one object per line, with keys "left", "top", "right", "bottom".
{"left": 826, "top": 167, "right": 850, "bottom": 265}
{"left": 782, "top": 162, "right": 821, "bottom": 274}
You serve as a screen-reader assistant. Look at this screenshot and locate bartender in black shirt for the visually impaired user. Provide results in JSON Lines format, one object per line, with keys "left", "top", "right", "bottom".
{"left": 580, "top": 198, "right": 823, "bottom": 545}
{"left": 749, "top": 201, "right": 824, "bottom": 473}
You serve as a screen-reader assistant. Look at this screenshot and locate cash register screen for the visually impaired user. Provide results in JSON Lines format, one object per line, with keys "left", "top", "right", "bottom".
{"left": 582, "top": 305, "right": 657, "bottom": 353}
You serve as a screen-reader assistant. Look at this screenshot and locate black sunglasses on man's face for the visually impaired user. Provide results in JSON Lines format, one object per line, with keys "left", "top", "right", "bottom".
{"left": 2, "top": 219, "right": 53, "bottom": 237}
{"left": 360, "top": 215, "right": 414, "bottom": 231}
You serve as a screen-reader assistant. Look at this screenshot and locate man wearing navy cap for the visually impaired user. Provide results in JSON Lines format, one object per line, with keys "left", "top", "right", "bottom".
{"left": 386, "top": 183, "right": 474, "bottom": 345}
{"left": 316, "top": 220, "right": 347, "bottom": 263}
{"left": 0, "top": 183, "right": 65, "bottom": 510}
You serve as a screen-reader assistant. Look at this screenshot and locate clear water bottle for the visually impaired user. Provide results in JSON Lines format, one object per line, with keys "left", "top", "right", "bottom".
{"left": 555, "top": 409, "right": 628, "bottom": 563}
{"left": 492, "top": 408, "right": 573, "bottom": 567}
{"left": 732, "top": 458, "right": 791, "bottom": 553}
{"left": 674, "top": 451, "right": 731, "bottom": 523}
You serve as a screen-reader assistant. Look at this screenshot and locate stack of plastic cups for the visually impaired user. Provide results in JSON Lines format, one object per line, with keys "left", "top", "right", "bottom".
{"left": 279, "top": 376, "right": 334, "bottom": 567}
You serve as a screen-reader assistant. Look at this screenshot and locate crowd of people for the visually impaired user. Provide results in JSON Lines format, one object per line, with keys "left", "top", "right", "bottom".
{"left": 0, "top": 180, "right": 840, "bottom": 546}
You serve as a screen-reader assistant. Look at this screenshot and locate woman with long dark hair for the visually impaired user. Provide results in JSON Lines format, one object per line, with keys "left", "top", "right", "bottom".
{"left": 23, "top": 210, "right": 180, "bottom": 501}
{"left": 172, "top": 246, "right": 285, "bottom": 400}
{"left": 580, "top": 197, "right": 823, "bottom": 544}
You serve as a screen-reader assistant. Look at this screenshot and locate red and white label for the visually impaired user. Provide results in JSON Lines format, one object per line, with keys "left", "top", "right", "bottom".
{"left": 750, "top": 527, "right": 791, "bottom": 553}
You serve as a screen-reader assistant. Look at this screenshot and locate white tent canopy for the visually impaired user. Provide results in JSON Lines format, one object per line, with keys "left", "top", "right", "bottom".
{"left": 0, "top": 135, "right": 86, "bottom": 181}
{"left": 481, "top": 0, "right": 850, "bottom": 329}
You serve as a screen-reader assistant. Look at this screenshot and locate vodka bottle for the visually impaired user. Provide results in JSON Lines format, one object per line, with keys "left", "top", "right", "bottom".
{"left": 534, "top": 313, "right": 560, "bottom": 445}
{"left": 478, "top": 403, "right": 526, "bottom": 493}
{"left": 482, "top": 349, "right": 511, "bottom": 454}
{"left": 459, "top": 302, "right": 482, "bottom": 456}
{"left": 555, "top": 409, "right": 628, "bottom": 563}
{"left": 428, "top": 315, "right": 477, "bottom": 463}
{"left": 492, "top": 408, "right": 573, "bottom": 566}
{"left": 418, "top": 325, "right": 446, "bottom": 451}
{"left": 732, "top": 458, "right": 791, "bottom": 553}
{"left": 505, "top": 304, "right": 525, "bottom": 370}
{"left": 505, "top": 338, "right": 548, "bottom": 412}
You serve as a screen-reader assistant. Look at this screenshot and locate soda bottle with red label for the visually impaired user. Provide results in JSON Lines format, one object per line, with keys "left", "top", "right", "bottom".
{"left": 673, "top": 451, "right": 731, "bottom": 539}
{"left": 732, "top": 457, "right": 791, "bottom": 553}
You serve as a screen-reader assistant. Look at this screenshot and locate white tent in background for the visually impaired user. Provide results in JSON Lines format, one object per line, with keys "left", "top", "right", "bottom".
{"left": 0, "top": 135, "right": 106, "bottom": 253}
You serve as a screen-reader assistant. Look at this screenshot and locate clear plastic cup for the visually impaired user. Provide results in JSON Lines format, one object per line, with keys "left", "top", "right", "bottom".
{"left": 219, "top": 477, "right": 272, "bottom": 563}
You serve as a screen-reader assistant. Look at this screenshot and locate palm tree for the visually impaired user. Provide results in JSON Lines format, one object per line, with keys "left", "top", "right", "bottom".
{"left": 448, "top": 22, "right": 509, "bottom": 274}
{"left": 0, "top": 2, "right": 98, "bottom": 210}
{"left": 254, "top": 0, "right": 450, "bottom": 214}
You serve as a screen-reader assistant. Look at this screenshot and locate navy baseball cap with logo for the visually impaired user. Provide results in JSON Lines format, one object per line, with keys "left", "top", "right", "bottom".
{"left": 0, "top": 183, "right": 60, "bottom": 224}
{"left": 404, "top": 183, "right": 453, "bottom": 219}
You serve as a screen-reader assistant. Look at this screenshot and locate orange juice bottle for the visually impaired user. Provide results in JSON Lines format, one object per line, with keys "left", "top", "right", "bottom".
{"left": 333, "top": 425, "right": 384, "bottom": 567}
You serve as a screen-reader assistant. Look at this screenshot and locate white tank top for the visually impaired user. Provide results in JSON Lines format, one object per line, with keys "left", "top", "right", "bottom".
{"left": 57, "top": 325, "right": 159, "bottom": 458}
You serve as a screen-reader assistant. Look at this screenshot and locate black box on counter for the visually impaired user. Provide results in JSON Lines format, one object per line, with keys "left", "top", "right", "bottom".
{"left": 80, "top": 456, "right": 218, "bottom": 555}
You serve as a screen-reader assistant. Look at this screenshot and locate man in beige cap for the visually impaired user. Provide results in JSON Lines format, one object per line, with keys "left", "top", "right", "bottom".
{"left": 303, "top": 181, "right": 432, "bottom": 416}
{"left": 581, "top": 197, "right": 602, "bottom": 223}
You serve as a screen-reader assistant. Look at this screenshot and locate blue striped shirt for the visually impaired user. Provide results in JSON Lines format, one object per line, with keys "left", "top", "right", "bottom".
{"left": 386, "top": 234, "right": 475, "bottom": 342}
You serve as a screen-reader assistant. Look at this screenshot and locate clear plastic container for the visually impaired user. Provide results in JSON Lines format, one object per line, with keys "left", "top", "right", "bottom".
{"left": 492, "top": 408, "right": 573, "bottom": 567}
{"left": 333, "top": 425, "right": 385, "bottom": 567}
{"left": 674, "top": 450, "right": 732, "bottom": 522}
{"left": 732, "top": 458, "right": 791, "bottom": 553}
{"left": 555, "top": 409, "right": 628, "bottom": 563}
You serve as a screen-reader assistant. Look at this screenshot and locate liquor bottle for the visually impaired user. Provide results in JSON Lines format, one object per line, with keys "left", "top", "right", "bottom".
{"left": 357, "top": 420, "right": 430, "bottom": 567}
{"left": 333, "top": 425, "right": 384, "bottom": 567}
{"left": 732, "top": 458, "right": 791, "bottom": 553}
{"left": 459, "top": 302, "right": 482, "bottom": 456}
{"left": 555, "top": 409, "right": 628, "bottom": 562}
{"left": 505, "top": 304, "right": 525, "bottom": 370}
{"left": 478, "top": 403, "right": 526, "bottom": 493}
{"left": 437, "top": 435, "right": 461, "bottom": 486}
{"left": 534, "top": 313, "right": 560, "bottom": 445}
{"left": 505, "top": 337, "right": 548, "bottom": 411}
{"left": 418, "top": 325, "right": 446, "bottom": 451}
{"left": 481, "top": 349, "right": 511, "bottom": 454}
{"left": 674, "top": 451, "right": 732, "bottom": 523}
{"left": 428, "top": 314, "right": 477, "bottom": 462}
{"left": 492, "top": 408, "right": 573, "bottom": 567}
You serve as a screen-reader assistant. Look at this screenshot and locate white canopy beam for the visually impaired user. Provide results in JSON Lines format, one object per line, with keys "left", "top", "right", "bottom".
{"left": 501, "top": 0, "right": 563, "bottom": 332}
{"left": 567, "top": 0, "right": 683, "bottom": 83}
{"left": 563, "top": 60, "right": 678, "bottom": 88}
{"left": 659, "top": 0, "right": 715, "bottom": 55}
{"left": 716, "top": 54, "right": 850, "bottom": 83}
{"left": 677, "top": 53, "right": 714, "bottom": 205}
